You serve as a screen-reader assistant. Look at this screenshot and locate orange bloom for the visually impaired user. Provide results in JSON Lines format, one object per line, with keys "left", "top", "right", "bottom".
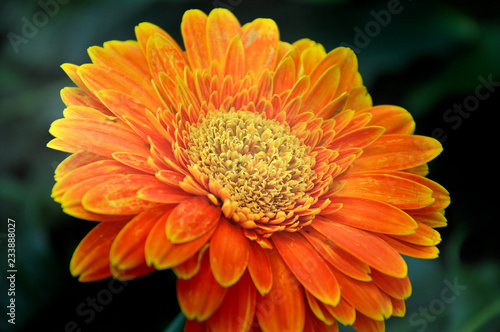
{"left": 48, "top": 8, "right": 450, "bottom": 332}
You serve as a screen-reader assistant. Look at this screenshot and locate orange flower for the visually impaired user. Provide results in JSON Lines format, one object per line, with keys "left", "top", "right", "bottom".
{"left": 48, "top": 8, "right": 450, "bottom": 332}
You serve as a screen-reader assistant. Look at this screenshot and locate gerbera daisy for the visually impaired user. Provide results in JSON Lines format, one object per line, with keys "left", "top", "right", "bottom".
{"left": 48, "top": 8, "right": 450, "bottom": 332}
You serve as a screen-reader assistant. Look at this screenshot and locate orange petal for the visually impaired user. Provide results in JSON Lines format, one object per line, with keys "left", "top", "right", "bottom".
{"left": 223, "top": 35, "right": 245, "bottom": 81}
{"left": 173, "top": 244, "right": 209, "bottom": 280}
{"left": 241, "top": 18, "right": 279, "bottom": 73}
{"left": 305, "top": 290, "right": 336, "bottom": 326}
{"left": 272, "top": 232, "right": 340, "bottom": 306}
{"left": 70, "top": 221, "right": 126, "bottom": 281}
{"left": 247, "top": 240, "right": 273, "bottom": 295}
{"left": 359, "top": 105, "right": 415, "bottom": 135}
{"left": 392, "top": 171, "right": 450, "bottom": 214}
{"left": 370, "top": 269, "right": 412, "bottom": 300}
{"left": 303, "top": 65, "right": 340, "bottom": 115}
{"left": 330, "top": 268, "right": 392, "bottom": 321}
{"left": 53, "top": 151, "right": 108, "bottom": 181}
{"left": 256, "top": 249, "right": 305, "bottom": 332}
{"left": 378, "top": 234, "right": 440, "bottom": 259}
{"left": 182, "top": 9, "right": 210, "bottom": 69}
{"left": 301, "top": 227, "right": 371, "bottom": 281}
{"left": 391, "top": 220, "right": 441, "bottom": 246}
{"left": 110, "top": 263, "right": 155, "bottom": 281}
{"left": 351, "top": 312, "right": 385, "bottom": 332}
{"left": 413, "top": 212, "right": 447, "bottom": 228}
{"left": 337, "top": 173, "right": 435, "bottom": 210}
{"left": 77, "top": 64, "right": 161, "bottom": 112}
{"left": 112, "top": 151, "right": 155, "bottom": 174}
{"left": 311, "top": 217, "right": 407, "bottom": 278}
{"left": 350, "top": 134, "right": 443, "bottom": 172}
{"left": 147, "top": 33, "right": 187, "bottom": 82}
{"left": 177, "top": 252, "right": 228, "bottom": 321}
{"left": 135, "top": 22, "right": 177, "bottom": 56}
{"left": 328, "top": 196, "right": 417, "bottom": 235}
{"left": 304, "top": 307, "right": 339, "bottom": 332}
{"left": 145, "top": 207, "right": 216, "bottom": 269}
{"left": 137, "top": 183, "right": 194, "bottom": 203}
{"left": 273, "top": 56, "right": 296, "bottom": 95}
{"left": 87, "top": 40, "right": 151, "bottom": 92}
{"left": 324, "top": 297, "right": 356, "bottom": 326}
{"left": 49, "top": 117, "right": 150, "bottom": 158}
{"left": 207, "top": 272, "right": 257, "bottom": 332}
{"left": 209, "top": 217, "right": 249, "bottom": 287}
{"left": 82, "top": 174, "right": 162, "bottom": 215}
{"left": 96, "top": 90, "right": 150, "bottom": 124}
{"left": 63, "top": 203, "right": 132, "bottom": 222}
{"left": 60, "top": 87, "right": 112, "bottom": 115}
{"left": 206, "top": 8, "right": 242, "bottom": 64}
{"left": 60, "top": 174, "right": 125, "bottom": 209}
{"left": 53, "top": 159, "right": 141, "bottom": 200}
{"left": 391, "top": 298, "right": 406, "bottom": 317}
{"left": 344, "top": 85, "right": 372, "bottom": 111}
{"left": 109, "top": 206, "right": 166, "bottom": 270}
{"left": 330, "top": 126, "right": 385, "bottom": 150}
{"left": 166, "top": 196, "right": 221, "bottom": 244}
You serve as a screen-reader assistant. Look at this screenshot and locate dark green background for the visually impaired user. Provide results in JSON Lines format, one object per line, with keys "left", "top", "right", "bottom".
{"left": 1, "top": 0, "right": 499, "bottom": 331}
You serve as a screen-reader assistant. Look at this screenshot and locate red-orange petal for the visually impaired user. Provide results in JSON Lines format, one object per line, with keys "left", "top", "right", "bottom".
{"left": 351, "top": 312, "right": 385, "bottom": 332}
{"left": 82, "top": 174, "right": 162, "bottom": 215}
{"left": 166, "top": 196, "right": 221, "bottom": 244}
{"left": 370, "top": 269, "right": 412, "bottom": 300}
{"left": 247, "top": 240, "right": 273, "bottom": 295}
{"left": 172, "top": 245, "right": 209, "bottom": 280}
{"left": 273, "top": 232, "right": 340, "bottom": 306}
{"left": 177, "top": 252, "right": 228, "bottom": 321}
{"left": 109, "top": 206, "right": 166, "bottom": 270}
{"left": 330, "top": 268, "right": 392, "bottom": 321}
{"left": 207, "top": 272, "right": 257, "bottom": 332}
{"left": 70, "top": 221, "right": 126, "bottom": 281}
{"left": 144, "top": 207, "right": 216, "bottom": 269}
{"left": 311, "top": 217, "right": 407, "bottom": 278}
{"left": 328, "top": 196, "right": 417, "bottom": 235}
{"left": 301, "top": 227, "right": 371, "bottom": 281}
{"left": 209, "top": 217, "right": 249, "bottom": 287}
{"left": 256, "top": 249, "right": 305, "bottom": 332}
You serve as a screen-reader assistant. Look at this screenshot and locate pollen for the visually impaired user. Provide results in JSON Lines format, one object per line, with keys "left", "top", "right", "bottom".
{"left": 187, "top": 109, "right": 317, "bottom": 228}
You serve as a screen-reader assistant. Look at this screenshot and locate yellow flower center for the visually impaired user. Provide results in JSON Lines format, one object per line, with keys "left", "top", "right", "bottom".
{"left": 187, "top": 110, "right": 317, "bottom": 222}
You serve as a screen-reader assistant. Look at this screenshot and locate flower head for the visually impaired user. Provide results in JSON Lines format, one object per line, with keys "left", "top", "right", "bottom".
{"left": 49, "top": 8, "right": 450, "bottom": 332}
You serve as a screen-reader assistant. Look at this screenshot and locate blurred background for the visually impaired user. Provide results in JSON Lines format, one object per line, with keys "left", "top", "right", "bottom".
{"left": 1, "top": 0, "right": 499, "bottom": 331}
